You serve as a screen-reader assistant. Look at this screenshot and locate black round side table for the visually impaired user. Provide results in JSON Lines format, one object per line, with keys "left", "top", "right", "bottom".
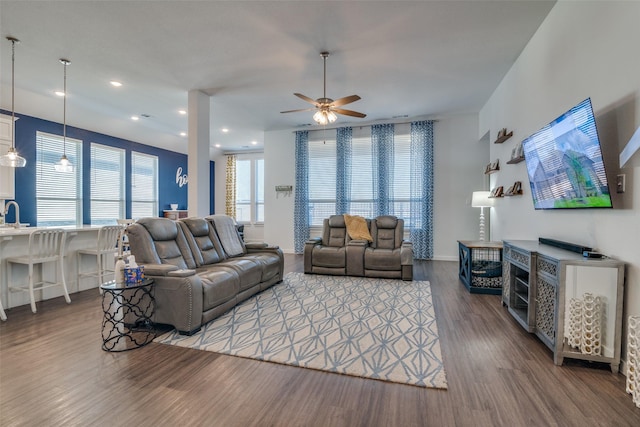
{"left": 100, "top": 278, "right": 155, "bottom": 352}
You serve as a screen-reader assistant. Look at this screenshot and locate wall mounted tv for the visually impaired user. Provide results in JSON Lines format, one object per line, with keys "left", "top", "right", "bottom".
{"left": 522, "top": 98, "right": 612, "bottom": 210}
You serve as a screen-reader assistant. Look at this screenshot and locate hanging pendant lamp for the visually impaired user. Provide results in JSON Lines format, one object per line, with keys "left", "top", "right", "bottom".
{"left": 54, "top": 58, "right": 73, "bottom": 173}
{"left": 0, "top": 37, "right": 27, "bottom": 168}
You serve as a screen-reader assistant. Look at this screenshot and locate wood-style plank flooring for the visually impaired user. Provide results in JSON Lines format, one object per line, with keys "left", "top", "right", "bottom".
{"left": 1, "top": 255, "right": 639, "bottom": 426}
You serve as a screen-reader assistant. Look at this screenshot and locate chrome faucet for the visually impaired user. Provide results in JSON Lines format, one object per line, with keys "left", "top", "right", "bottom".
{"left": 4, "top": 201, "right": 20, "bottom": 228}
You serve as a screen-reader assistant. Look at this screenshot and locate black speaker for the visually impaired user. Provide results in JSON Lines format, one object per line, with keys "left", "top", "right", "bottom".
{"left": 539, "top": 237, "right": 592, "bottom": 254}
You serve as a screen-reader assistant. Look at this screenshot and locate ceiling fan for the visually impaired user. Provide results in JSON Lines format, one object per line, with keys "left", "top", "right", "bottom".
{"left": 281, "top": 51, "right": 366, "bottom": 125}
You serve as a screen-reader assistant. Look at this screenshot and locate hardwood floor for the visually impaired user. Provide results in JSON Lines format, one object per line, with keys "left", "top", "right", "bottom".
{"left": 1, "top": 255, "right": 638, "bottom": 426}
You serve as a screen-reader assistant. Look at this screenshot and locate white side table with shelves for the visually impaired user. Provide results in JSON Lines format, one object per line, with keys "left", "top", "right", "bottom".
{"left": 503, "top": 240, "right": 625, "bottom": 372}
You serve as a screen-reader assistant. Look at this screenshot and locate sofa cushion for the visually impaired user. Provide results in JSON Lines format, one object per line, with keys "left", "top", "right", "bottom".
{"left": 179, "top": 218, "right": 225, "bottom": 266}
{"left": 312, "top": 246, "right": 346, "bottom": 268}
{"left": 242, "top": 253, "right": 282, "bottom": 282}
{"left": 323, "top": 215, "right": 348, "bottom": 247}
{"left": 217, "top": 258, "right": 263, "bottom": 291}
{"left": 371, "top": 216, "right": 402, "bottom": 250}
{"left": 343, "top": 214, "right": 372, "bottom": 242}
{"left": 364, "top": 248, "right": 401, "bottom": 271}
{"left": 208, "top": 215, "right": 246, "bottom": 257}
{"left": 198, "top": 268, "right": 240, "bottom": 310}
{"left": 132, "top": 218, "right": 195, "bottom": 269}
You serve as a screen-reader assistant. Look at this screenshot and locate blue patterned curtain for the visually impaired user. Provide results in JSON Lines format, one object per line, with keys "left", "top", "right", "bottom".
{"left": 371, "top": 124, "right": 394, "bottom": 217}
{"left": 335, "top": 127, "right": 352, "bottom": 214}
{"left": 410, "top": 120, "right": 434, "bottom": 259}
{"left": 293, "top": 130, "right": 309, "bottom": 253}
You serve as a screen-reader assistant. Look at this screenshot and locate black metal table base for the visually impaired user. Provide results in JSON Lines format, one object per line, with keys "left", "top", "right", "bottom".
{"left": 100, "top": 280, "right": 155, "bottom": 352}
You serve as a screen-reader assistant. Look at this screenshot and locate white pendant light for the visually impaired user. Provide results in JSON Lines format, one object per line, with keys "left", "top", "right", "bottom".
{"left": 0, "top": 37, "right": 27, "bottom": 168}
{"left": 54, "top": 59, "right": 74, "bottom": 173}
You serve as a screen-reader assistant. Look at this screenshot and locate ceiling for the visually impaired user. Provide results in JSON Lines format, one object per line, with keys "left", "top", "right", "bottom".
{"left": 0, "top": 1, "right": 555, "bottom": 156}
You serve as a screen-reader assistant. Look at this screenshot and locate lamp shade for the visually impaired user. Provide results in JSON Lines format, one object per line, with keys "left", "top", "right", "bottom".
{"left": 471, "top": 191, "right": 493, "bottom": 208}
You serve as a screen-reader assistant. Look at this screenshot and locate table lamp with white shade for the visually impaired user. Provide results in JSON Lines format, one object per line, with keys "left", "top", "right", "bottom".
{"left": 471, "top": 191, "right": 494, "bottom": 241}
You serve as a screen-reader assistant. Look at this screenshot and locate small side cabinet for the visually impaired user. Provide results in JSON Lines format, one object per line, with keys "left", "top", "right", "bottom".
{"left": 503, "top": 240, "right": 625, "bottom": 373}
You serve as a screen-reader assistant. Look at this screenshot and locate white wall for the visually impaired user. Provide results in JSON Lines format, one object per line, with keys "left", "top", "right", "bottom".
{"left": 479, "top": 1, "right": 640, "bottom": 362}
{"left": 261, "top": 116, "right": 484, "bottom": 260}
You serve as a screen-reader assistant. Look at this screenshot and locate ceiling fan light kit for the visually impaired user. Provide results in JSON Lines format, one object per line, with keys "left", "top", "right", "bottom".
{"left": 281, "top": 51, "right": 366, "bottom": 125}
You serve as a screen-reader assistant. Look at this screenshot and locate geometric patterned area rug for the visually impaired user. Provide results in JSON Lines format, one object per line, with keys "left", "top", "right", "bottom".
{"left": 155, "top": 272, "right": 447, "bottom": 389}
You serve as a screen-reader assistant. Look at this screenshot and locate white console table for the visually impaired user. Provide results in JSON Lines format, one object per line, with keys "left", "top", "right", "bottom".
{"left": 502, "top": 240, "right": 625, "bottom": 373}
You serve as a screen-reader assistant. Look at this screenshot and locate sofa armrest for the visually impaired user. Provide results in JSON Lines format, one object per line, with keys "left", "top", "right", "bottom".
{"left": 150, "top": 274, "right": 204, "bottom": 335}
{"left": 303, "top": 237, "right": 322, "bottom": 273}
{"left": 346, "top": 240, "right": 367, "bottom": 276}
{"left": 245, "top": 242, "right": 281, "bottom": 250}
{"left": 141, "top": 263, "right": 180, "bottom": 276}
{"left": 400, "top": 241, "right": 413, "bottom": 265}
{"left": 400, "top": 241, "right": 414, "bottom": 281}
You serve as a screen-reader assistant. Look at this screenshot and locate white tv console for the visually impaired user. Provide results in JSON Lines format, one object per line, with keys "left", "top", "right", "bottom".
{"left": 502, "top": 240, "right": 625, "bottom": 373}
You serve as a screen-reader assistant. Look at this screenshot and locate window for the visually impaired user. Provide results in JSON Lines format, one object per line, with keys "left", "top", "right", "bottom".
{"left": 348, "top": 135, "right": 375, "bottom": 218}
{"left": 308, "top": 138, "right": 336, "bottom": 226}
{"left": 234, "top": 155, "right": 264, "bottom": 224}
{"left": 306, "top": 126, "right": 415, "bottom": 227}
{"left": 131, "top": 152, "right": 158, "bottom": 219}
{"left": 90, "top": 143, "right": 125, "bottom": 224}
{"left": 36, "top": 131, "right": 82, "bottom": 226}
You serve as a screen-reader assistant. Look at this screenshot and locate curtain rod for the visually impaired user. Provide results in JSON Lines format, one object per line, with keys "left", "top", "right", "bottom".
{"left": 290, "top": 116, "right": 438, "bottom": 133}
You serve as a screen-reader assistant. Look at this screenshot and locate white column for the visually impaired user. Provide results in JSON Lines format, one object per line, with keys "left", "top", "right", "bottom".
{"left": 187, "top": 90, "right": 211, "bottom": 217}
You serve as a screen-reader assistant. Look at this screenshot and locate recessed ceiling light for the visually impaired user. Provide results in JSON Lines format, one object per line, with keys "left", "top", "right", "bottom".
{"left": 180, "top": 132, "right": 187, "bottom": 137}
{"left": 178, "top": 110, "right": 187, "bottom": 115}
{"left": 110, "top": 81, "right": 122, "bottom": 87}
{"left": 131, "top": 115, "right": 139, "bottom": 121}
{"left": 251, "top": 141, "right": 258, "bottom": 145}
{"left": 55, "top": 91, "right": 65, "bottom": 97}
{"left": 221, "top": 128, "right": 229, "bottom": 133}
{"left": 215, "top": 144, "right": 221, "bottom": 148}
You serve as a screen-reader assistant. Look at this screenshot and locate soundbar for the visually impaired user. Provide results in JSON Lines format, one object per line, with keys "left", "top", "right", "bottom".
{"left": 538, "top": 237, "right": 592, "bottom": 254}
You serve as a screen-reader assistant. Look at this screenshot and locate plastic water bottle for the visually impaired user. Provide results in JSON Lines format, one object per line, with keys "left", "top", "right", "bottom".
{"left": 115, "top": 256, "right": 126, "bottom": 287}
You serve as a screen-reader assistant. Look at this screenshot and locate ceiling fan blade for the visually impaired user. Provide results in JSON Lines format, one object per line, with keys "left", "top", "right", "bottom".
{"left": 280, "top": 107, "right": 316, "bottom": 114}
{"left": 333, "top": 108, "right": 367, "bottom": 118}
{"left": 331, "top": 95, "right": 361, "bottom": 107}
{"left": 294, "top": 93, "right": 319, "bottom": 106}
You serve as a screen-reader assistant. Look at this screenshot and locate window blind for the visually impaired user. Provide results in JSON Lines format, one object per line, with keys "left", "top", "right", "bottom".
{"left": 90, "top": 143, "right": 125, "bottom": 224}
{"left": 308, "top": 138, "right": 336, "bottom": 226}
{"left": 234, "top": 156, "right": 264, "bottom": 224}
{"left": 131, "top": 151, "right": 158, "bottom": 219}
{"left": 36, "top": 131, "right": 82, "bottom": 226}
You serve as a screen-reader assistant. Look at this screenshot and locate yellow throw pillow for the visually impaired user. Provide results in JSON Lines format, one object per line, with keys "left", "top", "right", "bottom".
{"left": 343, "top": 214, "right": 373, "bottom": 242}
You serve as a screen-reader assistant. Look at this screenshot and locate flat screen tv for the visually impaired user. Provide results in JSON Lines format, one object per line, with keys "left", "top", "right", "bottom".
{"left": 522, "top": 98, "right": 612, "bottom": 209}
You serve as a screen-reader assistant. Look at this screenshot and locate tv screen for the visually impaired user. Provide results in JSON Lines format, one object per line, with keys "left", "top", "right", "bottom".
{"left": 522, "top": 98, "right": 612, "bottom": 209}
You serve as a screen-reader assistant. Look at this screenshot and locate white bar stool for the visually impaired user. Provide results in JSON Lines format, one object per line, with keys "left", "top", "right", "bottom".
{"left": 116, "top": 219, "right": 134, "bottom": 257}
{"left": 0, "top": 298, "right": 6, "bottom": 321}
{"left": 6, "top": 229, "right": 71, "bottom": 313}
{"left": 77, "top": 225, "right": 124, "bottom": 289}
